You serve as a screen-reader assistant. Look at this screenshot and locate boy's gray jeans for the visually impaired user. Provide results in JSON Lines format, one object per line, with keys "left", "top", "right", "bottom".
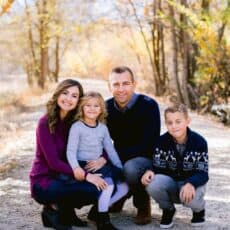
{"left": 146, "top": 174, "right": 206, "bottom": 212}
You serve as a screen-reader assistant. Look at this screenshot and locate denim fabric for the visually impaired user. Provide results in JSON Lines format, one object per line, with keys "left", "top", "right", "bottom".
{"left": 32, "top": 175, "right": 100, "bottom": 209}
{"left": 146, "top": 174, "right": 206, "bottom": 212}
{"left": 123, "top": 157, "right": 152, "bottom": 209}
{"left": 79, "top": 161, "right": 124, "bottom": 183}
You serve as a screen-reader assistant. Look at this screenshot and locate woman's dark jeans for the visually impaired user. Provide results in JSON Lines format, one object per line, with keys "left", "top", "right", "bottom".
{"left": 33, "top": 175, "right": 101, "bottom": 209}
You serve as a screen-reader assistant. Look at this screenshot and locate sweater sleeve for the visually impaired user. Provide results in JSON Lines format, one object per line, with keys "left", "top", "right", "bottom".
{"left": 37, "top": 119, "right": 73, "bottom": 175}
{"left": 103, "top": 125, "right": 123, "bottom": 168}
{"left": 66, "top": 123, "right": 81, "bottom": 169}
{"left": 120, "top": 100, "right": 161, "bottom": 160}
{"left": 185, "top": 140, "right": 209, "bottom": 188}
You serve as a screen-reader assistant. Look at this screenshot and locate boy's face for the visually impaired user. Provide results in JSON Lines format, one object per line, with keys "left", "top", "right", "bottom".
{"left": 165, "top": 112, "right": 190, "bottom": 143}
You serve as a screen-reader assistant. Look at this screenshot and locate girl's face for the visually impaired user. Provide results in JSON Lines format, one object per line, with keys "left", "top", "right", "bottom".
{"left": 165, "top": 111, "right": 190, "bottom": 143}
{"left": 83, "top": 97, "right": 101, "bottom": 122}
{"left": 57, "top": 86, "right": 80, "bottom": 118}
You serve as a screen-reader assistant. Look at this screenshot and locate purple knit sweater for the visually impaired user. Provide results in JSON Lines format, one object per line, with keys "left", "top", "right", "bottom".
{"left": 29, "top": 115, "right": 73, "bottom": 197}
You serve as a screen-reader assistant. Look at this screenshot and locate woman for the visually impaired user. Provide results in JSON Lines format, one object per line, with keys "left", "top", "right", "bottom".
{"left": 29, "top": 79, "right": 107, "bottom": 230}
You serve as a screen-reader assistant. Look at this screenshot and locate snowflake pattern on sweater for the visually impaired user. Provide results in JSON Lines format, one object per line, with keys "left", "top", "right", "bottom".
{"left": 152, "top": 128, "right": 209, "bottom": 188}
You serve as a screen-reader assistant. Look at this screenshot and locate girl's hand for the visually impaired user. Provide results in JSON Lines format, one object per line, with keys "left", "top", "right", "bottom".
{"left": 86, "top": 173, "right": 108, "bottom": 191}
{"left": 73, "top": 167, "right": 85, "bottom": 181}
{"left": 141, "top": 170, "right": 154, "bottom": 186}
{"left": 85, "top": 157, "right": 107, "bottom": 172}
{"left": 180, "top": 183, "right": 195, "bottom": 204}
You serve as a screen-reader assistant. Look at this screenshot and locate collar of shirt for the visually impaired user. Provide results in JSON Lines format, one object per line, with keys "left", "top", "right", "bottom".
{"left": 114, "top": 93, "right": 139, "bottom": 112}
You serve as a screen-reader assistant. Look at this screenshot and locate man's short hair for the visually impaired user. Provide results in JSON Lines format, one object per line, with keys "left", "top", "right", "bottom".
{"left": 110, "top": 66, "right": 135, "bottom": 82}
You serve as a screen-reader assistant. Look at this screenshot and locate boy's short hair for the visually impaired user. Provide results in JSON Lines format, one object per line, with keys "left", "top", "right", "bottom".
{"left": 164, "top": 96, "right": 188, "bottom": 119}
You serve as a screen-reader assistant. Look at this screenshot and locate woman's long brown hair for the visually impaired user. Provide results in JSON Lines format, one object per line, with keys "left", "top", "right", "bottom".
{"left": 46, "top": 79, "right": 84, "bottom": 133}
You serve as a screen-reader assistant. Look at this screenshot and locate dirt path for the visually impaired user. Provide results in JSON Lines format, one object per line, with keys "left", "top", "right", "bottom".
{"left": 0, "top": 78, "right": 230, "bottom": 230}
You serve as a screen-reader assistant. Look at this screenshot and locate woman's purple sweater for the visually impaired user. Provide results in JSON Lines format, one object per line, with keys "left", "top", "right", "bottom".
{"left": 29, "top": 115, "right": 73, "bottom": 197}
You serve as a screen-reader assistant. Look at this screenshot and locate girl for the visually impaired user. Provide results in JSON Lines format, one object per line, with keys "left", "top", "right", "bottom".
{"left": 30, "top": 80, "right": 106, "bottom": 230}
{"left": 67, "top": 91, "right": 129, "bottom": 230}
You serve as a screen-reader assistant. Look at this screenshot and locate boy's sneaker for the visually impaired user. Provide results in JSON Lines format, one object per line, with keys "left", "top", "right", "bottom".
{"left": 160, "top": 208, "right": 176, "bottom": 229}
{"left": 191, "top": 210, "right": 205, "bottom": 227}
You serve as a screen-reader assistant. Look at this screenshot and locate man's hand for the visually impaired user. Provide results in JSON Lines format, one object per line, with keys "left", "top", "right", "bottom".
{"left": 85, "top": 157, "right": 107, "bottom": 172}
{"left": 86, "top": 173, "right": 108, "bottom": 191}
{"left": 180, "top": 183, "right": 195, "bottom": 204}
{"left": 141, "top": 170, "right": 154, "bottom": 186}
{"left": 73, "top": 167, "right": 85, "bottom": 181}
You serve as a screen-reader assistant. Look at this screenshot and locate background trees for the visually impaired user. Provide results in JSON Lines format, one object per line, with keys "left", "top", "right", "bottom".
{"left": 0, "top": 0, "right": 229, "bottom": 119}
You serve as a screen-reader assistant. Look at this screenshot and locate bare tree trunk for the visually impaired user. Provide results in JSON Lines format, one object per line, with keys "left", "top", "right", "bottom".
{"left": 54, "top": 35, "right": 60, "bottom": 82}
{"left": 168, "top": 3, "right": 183, "bottom": 102}
{"left": 158, "top": 0, "right": 167, "bottom": 93}
{"left": 24, "top": 0, "right": 39, "bottom": 86}
{"left": 128, "top": 0, "right": 158, "bottom": 94}
{"left": 180, "top": 0, "right": 191, "bottom": 107}
{"left": 218, "top": 0, "right": 229, "bottom": 43}
{"left": 201, "top": 0, "right": 210, "bottom": 13}
{"left": 151, "top": 0, "right": 166, "bottom": 95}
{"left": 37, "top": 0, "right": 49, "bottom": 89}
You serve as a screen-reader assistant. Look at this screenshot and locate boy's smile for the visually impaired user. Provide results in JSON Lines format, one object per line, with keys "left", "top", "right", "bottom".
{"left": 165, "top": 111, "right": 191, "bottom": 144}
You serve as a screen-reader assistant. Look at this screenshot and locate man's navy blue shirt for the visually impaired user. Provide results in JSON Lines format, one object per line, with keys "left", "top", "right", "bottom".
{"left": 106, "top": 94, "right": 161, "bottom": 163}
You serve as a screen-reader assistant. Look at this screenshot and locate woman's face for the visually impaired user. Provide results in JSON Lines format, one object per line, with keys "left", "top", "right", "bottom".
{"left": 57, "top": 86, "right": 80, "bottom": 118}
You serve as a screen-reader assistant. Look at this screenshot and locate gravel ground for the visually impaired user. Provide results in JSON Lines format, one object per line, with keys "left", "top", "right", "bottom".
{"left": 0, "top": 78, "right": 229, "bottom": 230}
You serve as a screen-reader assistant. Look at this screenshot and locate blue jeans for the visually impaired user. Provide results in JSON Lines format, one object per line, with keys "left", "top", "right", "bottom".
{"left": 33, "top": 175, "right": 101, "bottom": 209}
{"left": 123, "top": 157, "right": 152, "bottom": 209}
{"left": 146, "top": 174, "right": 206, "bottom": 212}
{"left": 79, "top": 161, "right": 124, "bottom": 183}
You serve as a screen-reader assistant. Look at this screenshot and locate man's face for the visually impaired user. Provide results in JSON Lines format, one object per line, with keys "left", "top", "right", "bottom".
{"left": 109, "top": 71, "right": 136, "bottom": 109}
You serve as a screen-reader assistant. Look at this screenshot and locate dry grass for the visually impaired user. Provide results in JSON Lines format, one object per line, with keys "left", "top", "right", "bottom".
{"left": 0, "top": 159, "right": 17, "bottom": 176}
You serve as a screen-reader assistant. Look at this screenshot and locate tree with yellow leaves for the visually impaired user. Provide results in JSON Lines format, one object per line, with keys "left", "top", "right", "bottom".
{"left": 0, "top": 0, "right": 14, "bottom": 16}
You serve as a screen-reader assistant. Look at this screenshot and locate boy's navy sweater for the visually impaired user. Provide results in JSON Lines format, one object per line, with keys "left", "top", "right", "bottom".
{"left": 106, "top": 94, "right": 161, "bottom": 163}
{"left": 152, "top": 128, "right": 209, "bottom": 188}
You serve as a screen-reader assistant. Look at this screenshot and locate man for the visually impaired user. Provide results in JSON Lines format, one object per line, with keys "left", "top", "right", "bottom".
{"left": 106, "top": 66, "right": 161, "bottom": 225}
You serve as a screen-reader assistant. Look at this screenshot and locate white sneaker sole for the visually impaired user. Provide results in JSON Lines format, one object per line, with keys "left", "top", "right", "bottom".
{"left": 160, "top": 222, "right": 174, "bottom": 229}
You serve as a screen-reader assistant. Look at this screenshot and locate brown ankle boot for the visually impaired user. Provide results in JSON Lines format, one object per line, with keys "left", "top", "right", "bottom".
{"left": 134, "top": 200, "right": 152, "bottom": 225}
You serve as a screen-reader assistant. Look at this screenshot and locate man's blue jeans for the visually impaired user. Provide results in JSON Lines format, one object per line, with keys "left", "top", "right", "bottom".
{"left": 123, "top": 157, "right": 152, "bottom": 209}
{"left": 146, "top": 174, "right": 206, "bottom": 212}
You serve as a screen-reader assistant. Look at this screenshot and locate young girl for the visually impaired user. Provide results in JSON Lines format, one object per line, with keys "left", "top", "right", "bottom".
{"left": 67, "top": 91, "right": 129, "bottom": 230}
{"left": 141, "top": 100, "right": 209, "bottom": 229}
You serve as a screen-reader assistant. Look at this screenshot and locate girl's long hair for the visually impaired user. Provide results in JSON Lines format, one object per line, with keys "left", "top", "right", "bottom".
{"left": 46, "top": 79, "right": 84, "bottom": 133}
{"left": 76, "top": 91, "right": 107, "bottom": 124}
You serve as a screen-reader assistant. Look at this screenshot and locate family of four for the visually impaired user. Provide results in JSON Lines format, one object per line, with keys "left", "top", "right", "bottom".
{"left": 29, "top": 66, "right": 209, "bottom": 230}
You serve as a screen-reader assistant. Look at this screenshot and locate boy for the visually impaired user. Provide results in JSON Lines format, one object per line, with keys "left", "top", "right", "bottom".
{"left": 141, "top": 102, "right": 209, "bottom": 228}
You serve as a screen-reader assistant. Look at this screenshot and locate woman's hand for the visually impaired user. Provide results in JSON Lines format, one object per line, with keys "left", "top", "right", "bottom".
{"left": 86, "top": 173, "right": 108, "bottom": 191}
{"left": 141, "top": 170, "right": 154, "bottom": 186}
{"left": 180, "top": 183, "right": 195, "bottom": 204}
{"left": 84, "top": 157, "right": 107, "bottom": 172}
{"left": 73, "top": 167, "right": 85, "bottom": 181}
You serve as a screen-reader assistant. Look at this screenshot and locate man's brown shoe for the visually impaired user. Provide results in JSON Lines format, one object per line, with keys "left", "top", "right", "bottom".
{"left": 134, "top": 202, "right": 152, "bottom": 225}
